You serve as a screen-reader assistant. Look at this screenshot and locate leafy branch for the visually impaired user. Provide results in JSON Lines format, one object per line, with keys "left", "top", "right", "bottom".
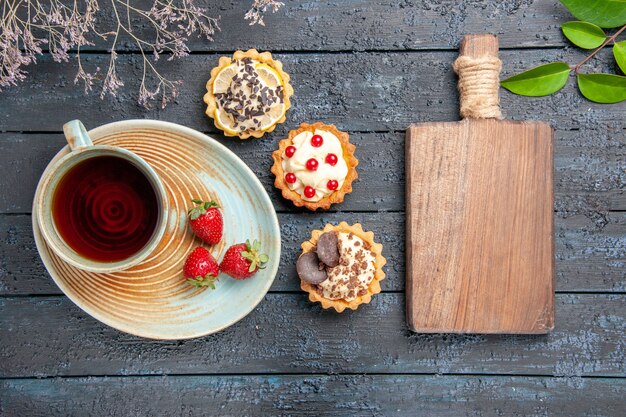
{"left": 501, "top": 0, "right": 626, "bottom": 104}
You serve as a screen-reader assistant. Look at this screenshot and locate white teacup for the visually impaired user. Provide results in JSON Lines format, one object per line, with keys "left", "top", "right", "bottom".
{"left": 35, "top": 120, "right": 169, "bottom": 273}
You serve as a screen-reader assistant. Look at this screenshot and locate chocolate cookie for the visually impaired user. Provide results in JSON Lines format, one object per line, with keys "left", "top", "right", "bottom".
{"left": 316, "top": 231, "right": 340, "bottom": 267}
{"left": 296, "top": 252, "right": 327, "bottom": 284}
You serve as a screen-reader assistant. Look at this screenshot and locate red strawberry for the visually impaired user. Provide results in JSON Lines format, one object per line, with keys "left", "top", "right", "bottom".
{"left": 220, "top": 239, "right": 269, "bottom": 280}
{"left": 183, "top": 247, "right": 219, "bottom": 288}
{"left": 189, "top": 199, "right": 223, "bottom": 245}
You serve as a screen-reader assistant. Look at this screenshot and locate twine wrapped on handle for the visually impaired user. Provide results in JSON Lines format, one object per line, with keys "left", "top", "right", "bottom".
{"left": 453, "top": 35, "right": 503, "bottom": 120}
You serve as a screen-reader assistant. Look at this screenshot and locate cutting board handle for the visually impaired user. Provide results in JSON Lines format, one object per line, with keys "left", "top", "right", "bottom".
{"left": 453, "top": 34, "right": 502, "bottom": 120}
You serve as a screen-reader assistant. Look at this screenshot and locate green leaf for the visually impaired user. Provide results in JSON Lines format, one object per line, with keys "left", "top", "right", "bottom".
{"left": 187, "top": 275, "right": 218, "bottom": 289}
{"left": 561, "top": 21, "right": 607, "bottom": 49}
{"left": 191, "top": 199, "right": 203, "bottom": 204}
{"left": 614, "top": 41, "right": 626, "bottom": 74}
{"left": 577, "top": 73, "right": 626, "bottom": 103}
{"left": 500, "top": 62, "right": 571, "bottom": 96}
{"left": 559, "top": 0, "right": 626, "bottom": 28}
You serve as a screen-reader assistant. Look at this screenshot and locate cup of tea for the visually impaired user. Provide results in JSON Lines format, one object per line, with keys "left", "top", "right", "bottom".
{"left": 35, "top": 120, "right": 169, "bottom": 273}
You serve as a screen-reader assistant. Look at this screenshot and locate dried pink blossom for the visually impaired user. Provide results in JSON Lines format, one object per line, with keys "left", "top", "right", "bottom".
{"left": 74, "top": 61, "right": 97, "bottom": 94}
{"left": 1, "top": 1, "right": 282, "bottom": 108}
{"left": 1, "top": 0, "right": 96, "bottom": 91}
{"left": 100, "top": 51, "right": 125, "bottom": 99}
{"left": 245, "top": 0, "right": 284, "bottom": 26}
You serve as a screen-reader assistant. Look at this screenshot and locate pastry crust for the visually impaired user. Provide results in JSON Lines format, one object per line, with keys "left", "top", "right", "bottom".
{"left": 271, "top": 122, "right": 358, "bottom": 210}
{"left": 203, "top": 49, "right": 294, "bottom": 139}
{"left": 299, "top": 222, "right": 386, "bottom": 313}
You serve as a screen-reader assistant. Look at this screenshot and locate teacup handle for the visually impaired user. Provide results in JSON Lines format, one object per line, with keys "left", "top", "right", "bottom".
{"left": 63, "top": 120, "right": 93, "bottom": 150}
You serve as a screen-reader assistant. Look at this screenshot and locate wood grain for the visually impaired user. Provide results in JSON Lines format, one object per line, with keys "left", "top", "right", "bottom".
{"left": 406, "top": 120, "right": 555, "bottom": 334}
{"left": 0, "top": 1, "right": 624, "bottom": 411}
{"left": 1, "top": 294, "right": 624, "bottom": 378}
{"left": 1, "top": 213, "right": 624, "bottom": 295}
{"left": 1, "top": 50, "right": 625, "bottom": 133}
{"left": 37, "top": 0, "right": 573, "bottom": 53}
{"left": 0, "top": 128, "right": 623, "bottom": 215}
{"left": 406, "top": 35, "right": 555, "bottom": 334}
{"left": 2, "top": 375, "right": 624, "bottom": 417}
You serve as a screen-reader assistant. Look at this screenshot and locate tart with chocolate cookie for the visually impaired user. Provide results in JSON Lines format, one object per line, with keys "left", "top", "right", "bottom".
{"left": 204, "top": 49, "right": 293, "bottom": 139}
{"left": 296, "top": 222, "right": 386, "bottom": 312}
{"left": 271, "top": 123, "right": 358, "bottom": 211}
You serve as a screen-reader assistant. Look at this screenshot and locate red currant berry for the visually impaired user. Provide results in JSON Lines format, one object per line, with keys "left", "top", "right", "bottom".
{"left": 304, "top": 186, "right": 316, "bottom": 199}
{"left": 325, "top": 153, "right": 338, "bottom": 166}
{"left": 285, "top": 173, "right": 297, "bottom": 184}
{"left": 285, "top": 146, "right": 296, "bottom": 158}
{"left": 305, "top": 158, "right": 319, "bottom": 171}
{"left": 327, "top": 180, "right": 339, "bottom": 191}
{"left": 311, "top": 135, "right": 323, "bottom": 147}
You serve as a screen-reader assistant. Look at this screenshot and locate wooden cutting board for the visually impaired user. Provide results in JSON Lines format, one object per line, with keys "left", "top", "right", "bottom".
{"left": 405, "top": 34, "right": 555, "bottom": 334}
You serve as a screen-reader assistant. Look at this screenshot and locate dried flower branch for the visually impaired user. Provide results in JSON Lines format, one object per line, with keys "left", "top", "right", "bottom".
{"left": 102, "top": 0, "right": 219, "bottom": 108}
{"left": 1, "top": 0, "right": 98, "bottom": 90}
{"left": 1, "top": 1, "right": 284, "bottom": 108}
{"left": 245, "top": 0, "right": 284, "bottom": 26}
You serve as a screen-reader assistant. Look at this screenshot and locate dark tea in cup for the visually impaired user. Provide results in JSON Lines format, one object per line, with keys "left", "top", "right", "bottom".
{"left": 52, "top": 155, "right": 160, "bottom": 262}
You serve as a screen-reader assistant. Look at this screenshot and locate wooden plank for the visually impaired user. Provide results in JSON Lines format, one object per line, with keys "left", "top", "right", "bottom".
{"left": 0, "top": 294, "right": 624, "bottom": 377}
{"left": 34, "top": 0, "right": 572, "bottom": 53}
{"left": 1, "top": 212, "right": 624, "bottom": 295}
{"left": 0, "top": 127, "right": 623, "bottom": 214}
{"left": 554, "top": 128, "right": 626, "bottom": 214}
{"left": 1, "top": 375, "right": 624, "bottom": 417}
{"left": 406, "top": 119, "right": 555, "bottom": 334}
{"left": 1, "top": 50, "right": 625, "bottom": 132}
{"left": 0, "top": 132, "right": 403, "bottom": 213}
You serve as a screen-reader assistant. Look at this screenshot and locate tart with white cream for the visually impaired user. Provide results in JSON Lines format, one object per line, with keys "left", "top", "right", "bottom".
{"left": 296, "top": 222, "right": 386, "bottom": 312}
{"left": 271, "top": 122, "right": 358, "bottom": 210}
{"left": 204, "top": 49, "right": 293, "bottom": 139}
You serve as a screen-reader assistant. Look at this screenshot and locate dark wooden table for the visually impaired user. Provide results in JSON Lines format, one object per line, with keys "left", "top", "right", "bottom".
{"left": 1, "top": 1, "right": 625, "bottom": 415}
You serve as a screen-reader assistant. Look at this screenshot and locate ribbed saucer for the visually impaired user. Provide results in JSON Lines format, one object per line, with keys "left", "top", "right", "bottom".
{"left": 32, "top": 120, "right": 280, "bottom": 339}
